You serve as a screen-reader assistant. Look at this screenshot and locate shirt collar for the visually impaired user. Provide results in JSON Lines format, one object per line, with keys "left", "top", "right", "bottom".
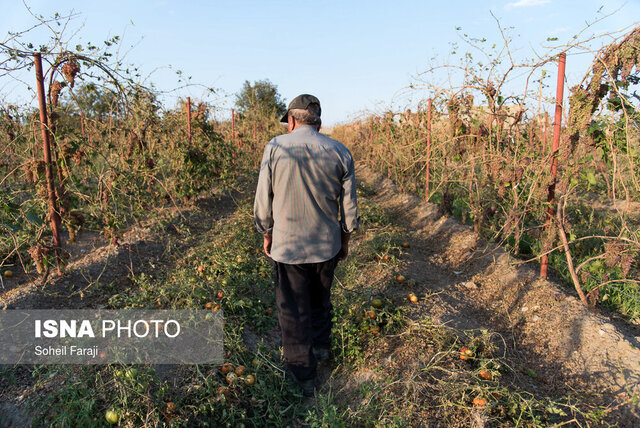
{"left": 292, "top": 125, "right": 318, "bottom": 134}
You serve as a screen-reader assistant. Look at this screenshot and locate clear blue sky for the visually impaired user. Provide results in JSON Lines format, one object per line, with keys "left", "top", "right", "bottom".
{"left": 2, "top": 0, "right": 639, "bottom": 126}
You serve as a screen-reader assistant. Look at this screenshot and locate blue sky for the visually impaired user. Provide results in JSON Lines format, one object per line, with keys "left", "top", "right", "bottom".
{"left": 1, "top": 0, "right": 639, "bottom": 126}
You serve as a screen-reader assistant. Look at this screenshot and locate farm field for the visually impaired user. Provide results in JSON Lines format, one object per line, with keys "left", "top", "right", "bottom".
{"left": 1, "top": 164, "right": 637, "bottom": 426}
{"left": 1, "top": 6, "right": 640, "bottom": 428}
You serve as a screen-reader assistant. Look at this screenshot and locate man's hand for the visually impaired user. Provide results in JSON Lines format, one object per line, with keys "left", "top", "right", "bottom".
{"left": 263, "top": 234, "right": 273, "bottom": 257}
{"left": 338, "top": 231, "right": 351, "bottom": 261}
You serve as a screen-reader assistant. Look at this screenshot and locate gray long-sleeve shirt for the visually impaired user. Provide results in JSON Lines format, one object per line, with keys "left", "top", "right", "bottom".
{"left": 254, "top": 125, "right": 359, "bottom": 264}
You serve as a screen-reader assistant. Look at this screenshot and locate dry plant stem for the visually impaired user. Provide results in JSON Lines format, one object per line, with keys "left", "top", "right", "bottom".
{"left": 34, "top": 52, "right": 63, "bottom": 276}
{"left": 556, "top": 197, "right": 588, "bottom": 306}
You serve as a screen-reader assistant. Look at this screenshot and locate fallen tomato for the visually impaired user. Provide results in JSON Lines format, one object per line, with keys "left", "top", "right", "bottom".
{"left": 124, "top": 368, "right": 137, "bottom": 380}
{"left": 459, "top": 347, "right": 474, "bottom": 360}
{"left": 225, "top": 372, "right": 237, "bottom": 384}
{"left": 478, "top": 369, "right": 492, "bottom": 380}
{"left": 217, "top": 386, "right": 229, "bottom": 398}
{"left": 244, "top": 374, "right": 256, "bottom": 386}
{"left": 473, "top": 396, "right": 487, "bottom": 407}
{"left": 105, "top": 409, "right": 119, "bottom": 424}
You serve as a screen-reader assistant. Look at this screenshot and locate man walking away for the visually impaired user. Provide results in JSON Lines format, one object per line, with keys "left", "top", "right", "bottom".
{"left": 254, "top": 94, "right": 359, "bottom": 396}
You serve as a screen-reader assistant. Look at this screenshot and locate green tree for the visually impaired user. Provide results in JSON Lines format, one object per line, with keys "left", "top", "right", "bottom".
{"left": 68, "top": 83, "right": 121, "bottom": 119}
{"left": 235, "top": 79, "right": 286, "bottom": 119}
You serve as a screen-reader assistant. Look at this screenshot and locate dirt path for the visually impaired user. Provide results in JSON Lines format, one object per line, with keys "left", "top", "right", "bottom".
{"left": 354, "top": 165, "right": 640, "bottom": 419}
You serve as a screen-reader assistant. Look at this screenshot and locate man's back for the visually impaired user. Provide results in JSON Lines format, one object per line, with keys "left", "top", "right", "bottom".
{"left": 254, "top": 125, "right": 358, "bottom": 264}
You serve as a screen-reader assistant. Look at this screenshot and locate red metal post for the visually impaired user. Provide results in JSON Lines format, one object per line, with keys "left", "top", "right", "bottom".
{"left": 425, "top": 98, "right": 433, "bottom": 201}
{"left": 540, "top": 52, "right": 566, "bottom": 279}
{"left": 34, "top": 53, "right": 63, "bottom": 275}
{"left": 186, "top": 97, "right": 192, "bottom": 144}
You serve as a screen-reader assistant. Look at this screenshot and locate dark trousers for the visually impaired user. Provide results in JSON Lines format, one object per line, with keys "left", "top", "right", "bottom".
{"left": 272, "top": 254, "right": 339, "bottom": 381}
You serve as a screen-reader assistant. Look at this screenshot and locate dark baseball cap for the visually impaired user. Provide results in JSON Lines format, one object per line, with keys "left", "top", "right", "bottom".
{"left": 280, "top": 94, "right": 321, "bottom": 124}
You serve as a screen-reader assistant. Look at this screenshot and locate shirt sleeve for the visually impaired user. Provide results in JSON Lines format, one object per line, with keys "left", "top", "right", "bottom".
{"left": 254, "top": 143, "right": 274, "bottom": 234}
{"left": 339, "top": 152, "right": 359, "bottom": 233}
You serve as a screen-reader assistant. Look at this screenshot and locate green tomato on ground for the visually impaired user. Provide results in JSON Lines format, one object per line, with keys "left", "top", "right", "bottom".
{"left": 105, "top": 409, "right": 119, "bottom": 424}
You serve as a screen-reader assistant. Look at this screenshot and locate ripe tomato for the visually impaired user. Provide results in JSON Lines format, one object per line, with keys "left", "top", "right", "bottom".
{"left": 473, "top": 396, "right": 487, "bottom": 407}
{"left": 459, "top": 347, "right": 474, "bottom": 360}
{"left": 217, "top": 386, "right": 229, "bottom": 398}
{"left": 478, "top": 369, "right": 492, "bottom": 380}
{"left": 225, "top": 372, "right": 237, "bottom": 384}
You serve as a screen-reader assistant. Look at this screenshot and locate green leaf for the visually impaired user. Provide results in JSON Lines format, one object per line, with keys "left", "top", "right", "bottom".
{"left": 26, "top": 210, "right": 43, "bottom": 226}
{"left": 1, "top": 223, "right": 21, "bottom": 233}
{"left": 546, "top": 405, "right": 567, "bottom": 416}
